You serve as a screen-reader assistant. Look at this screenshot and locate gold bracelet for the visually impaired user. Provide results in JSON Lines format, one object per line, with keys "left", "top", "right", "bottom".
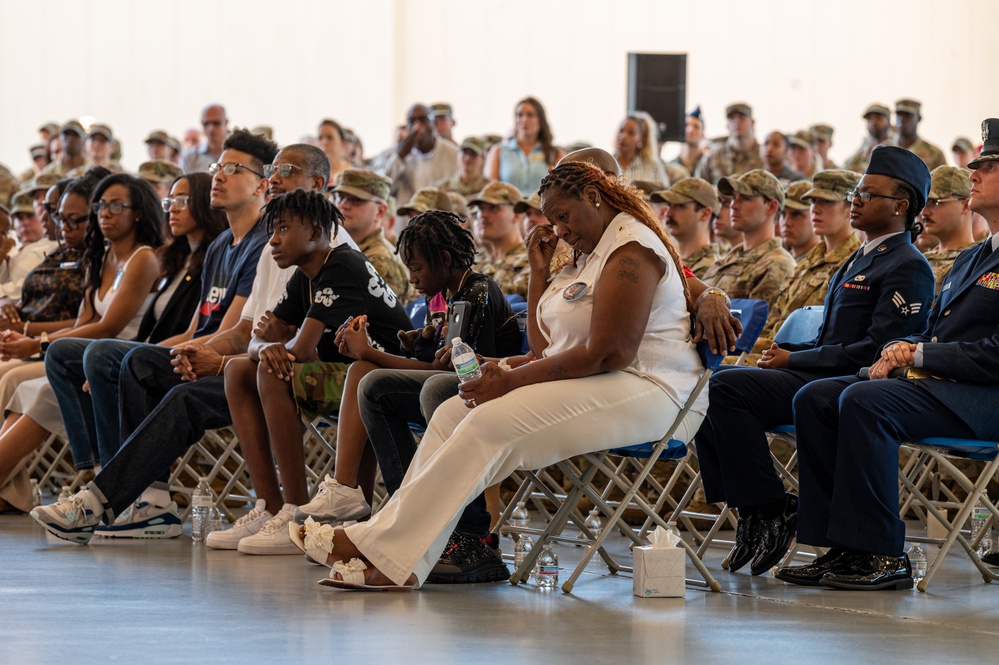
{"left": 217, "top": 355, "right": 227, "bottom": 375}
{"left": 702, "top": 287, "right": 731, "bottom": 308}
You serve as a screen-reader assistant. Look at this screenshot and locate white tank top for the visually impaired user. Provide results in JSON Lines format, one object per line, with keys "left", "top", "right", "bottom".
{"left": 94, "top": 245, "right": 156, "bottom": 340}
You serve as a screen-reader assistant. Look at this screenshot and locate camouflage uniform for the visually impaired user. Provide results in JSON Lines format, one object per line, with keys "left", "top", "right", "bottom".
{"left": 478, "top": 242, "right": 529, "bottom": 297}
{"left": 702, "top": 238, "right": 795, "bottom": 306}
{"left": 902, "top": 137, "right": 947, "bottom": 172}
{"left": 696, "top": 139, "right": 763, "bottom": 185}
{"left": 925, "top": 241, "right": 980, "bottom": 297}
{"left": 844, "top": 134, "right": 897, "bottom": 173}
{"left": 0, "top": 164, "right": 18, "bottom": 207}
{"left": 435, "top": 174, "right": 491, "bottom": 198}
{"left": 684, "top": 243, "right": 721, "bottom": 278}
{"left": 358, "top": 228, "right": 413, "bottom": 303}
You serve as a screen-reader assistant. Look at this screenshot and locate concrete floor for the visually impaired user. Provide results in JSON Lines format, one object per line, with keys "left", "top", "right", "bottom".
{"left": 2, "top": 510, "right": 998, "bottom": 665}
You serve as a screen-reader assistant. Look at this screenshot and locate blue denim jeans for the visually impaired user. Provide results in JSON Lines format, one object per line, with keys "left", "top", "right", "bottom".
{"left": 45, "top": 338, "right": 148, "bottom": 469}
{"left": 357, "top": 368, "right": 491, "bottom": 536}
{"left": 88, "top": 345, "right": 232, "bottom": 520}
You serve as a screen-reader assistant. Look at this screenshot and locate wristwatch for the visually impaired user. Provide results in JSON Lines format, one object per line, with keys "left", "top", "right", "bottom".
{"left": 39, "top": 331, "right": 50, "bottom": 354}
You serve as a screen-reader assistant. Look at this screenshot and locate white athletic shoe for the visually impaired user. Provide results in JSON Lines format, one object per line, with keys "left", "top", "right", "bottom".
{"left": 237, "top": 505, "right": 301, "bottom": 555}
{"left": 94, "top": 501, "right": 183, "bottom": 539}
{"left": 293, "top": 476, "right": 370, "bottom": 525}
{"left": 205, "top": 499, "right": 272, "bottom": 550}
{"left": 31, "top": 490, "right": 102, "bottom": 544}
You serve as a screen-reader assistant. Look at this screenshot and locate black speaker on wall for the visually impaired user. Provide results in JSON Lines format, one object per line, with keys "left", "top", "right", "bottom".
{"left": 627, "top": 53, "right": 687, "bottom": 143}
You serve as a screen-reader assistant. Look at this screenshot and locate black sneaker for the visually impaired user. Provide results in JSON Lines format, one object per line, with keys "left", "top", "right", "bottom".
{"left": 426, "top": 532, "right": 510, "bottom": 584}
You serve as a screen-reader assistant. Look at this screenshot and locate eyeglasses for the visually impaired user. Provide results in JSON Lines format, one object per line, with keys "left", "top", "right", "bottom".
{"left": 161, "top": 196, "right": 190, "bottom": 213}
{"left": 263, "top": 163, "right": 303, "bottom": 179}
{"left": 209, "top": 162, "right": 265, "bottom": 178}
{"left": 53, "top": 213, "right": 88, "bottom": 230}
{"left": 42, "top": 202, "right": 59, "bottom": 215}
{"left": 924, "top": 197, "right": 965, "bottom": 208}
{"left": 845, "top": 190, "right": 908, "bottom": 205}
{"left": 91, "top": 201, "right": 136, "bottom": 216}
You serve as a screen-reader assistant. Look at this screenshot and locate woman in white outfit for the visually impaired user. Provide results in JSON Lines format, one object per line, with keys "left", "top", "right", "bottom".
{"left": 293, "top": 160, "right": 709, "bottom": 589}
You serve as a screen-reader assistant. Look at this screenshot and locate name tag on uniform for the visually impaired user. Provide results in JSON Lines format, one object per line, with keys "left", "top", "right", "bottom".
{"left": 976, "top": 272, "right": 999, "bottom": 290}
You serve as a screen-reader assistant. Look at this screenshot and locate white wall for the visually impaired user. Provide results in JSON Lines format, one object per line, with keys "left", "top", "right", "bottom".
{"left": 0, "top": 0, "right": 993, "bottom": 174}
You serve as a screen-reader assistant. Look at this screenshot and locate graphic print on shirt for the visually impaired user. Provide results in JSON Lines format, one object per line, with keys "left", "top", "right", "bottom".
{"left": 364, "top": 261, "right": 397, "bottom": 308}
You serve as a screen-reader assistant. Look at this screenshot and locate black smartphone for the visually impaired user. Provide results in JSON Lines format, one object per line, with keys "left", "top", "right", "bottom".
{"left": 446, "top": 301, "right": 471, "bottom": 345}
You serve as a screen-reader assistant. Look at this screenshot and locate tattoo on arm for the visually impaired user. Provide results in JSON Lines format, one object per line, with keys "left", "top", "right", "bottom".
{"left": 616, "top": 255, "right": 640, "bottom": 283}
{"left": 207, "top": 328, "right": 249, "bottom": 355}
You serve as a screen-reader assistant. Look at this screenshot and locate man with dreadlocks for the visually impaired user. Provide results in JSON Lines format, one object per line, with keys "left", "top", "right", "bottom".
{"left": 286, "top": 160, "right": 708, "bottom": 590}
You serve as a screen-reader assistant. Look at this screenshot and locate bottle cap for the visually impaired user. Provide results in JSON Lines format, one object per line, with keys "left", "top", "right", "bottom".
{"left": 451, "top": 337, "right": 462, "bottom": 345}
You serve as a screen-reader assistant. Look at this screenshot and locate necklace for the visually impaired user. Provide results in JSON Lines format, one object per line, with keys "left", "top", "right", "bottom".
{"left": 446, "top": 268, "right": 472, "bottom": 301}
{"left": 308, "top": 247, "right": 336, "bottom": 304}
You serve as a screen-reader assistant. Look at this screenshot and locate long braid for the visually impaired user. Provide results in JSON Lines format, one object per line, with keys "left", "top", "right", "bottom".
{"left": 538, "top": 162, "right": 695, "bottom": 319}
{"left": 396, "top": 210, "right": 477, "bottom": 273}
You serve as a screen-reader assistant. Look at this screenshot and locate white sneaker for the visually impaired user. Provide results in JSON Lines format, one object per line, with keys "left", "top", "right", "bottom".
{"left": 31, "top": 489, "right": 103, "bottom": 544}
{"left": 205, "top": 499, "right": 272, "bottom": 550}
{"left": 237, "top": 504, "right": 301, "bottom": 555}
{"left": 294, "top": 476, "right": 371, "bottom": 525}
{"left": 94, "top": 501, "right": 183, "bottom": 539}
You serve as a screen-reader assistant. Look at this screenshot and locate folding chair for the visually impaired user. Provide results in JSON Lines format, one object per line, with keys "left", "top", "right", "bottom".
{"left": 169, "top": 427, "right": 255, "bottom": 521}
{"left": 897, "top": 437, "right": 999, "bottom": 591}
{"left": 509, "top": 300, "right": 769, "bottom": 593}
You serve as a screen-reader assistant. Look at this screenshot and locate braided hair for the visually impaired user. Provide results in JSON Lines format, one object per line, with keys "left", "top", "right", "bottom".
{"left": 263, "top": 188, "right": 343, "bottom": 240}
{"left": 396, "top": 210, "right": 476, "bottom": 274}
{"left": 893, "top": 179, "right": 924, "bottom": 238}
{"left": 538, "top": 161, "right": 694, "bottom": 319}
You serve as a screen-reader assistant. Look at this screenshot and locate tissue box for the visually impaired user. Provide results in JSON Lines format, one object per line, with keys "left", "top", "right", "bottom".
{"left": 633, "top": 545, "right": 685, "bottom": 598}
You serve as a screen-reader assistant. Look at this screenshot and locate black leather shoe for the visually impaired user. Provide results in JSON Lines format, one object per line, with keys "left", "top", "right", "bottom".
{"left": 750, "top": 494, "right": 798, "bottom": 575}
{"left": 727, "top": 514, "right": 760, "bottom": 573}
{"left": 981, "top": 550, "right": 999, "bottom": 567}
{"left": 775, "top": 549, "right": 852, "bottom": 586}
{"left": 821, "top": 552, "right": 913, "bottom": 590}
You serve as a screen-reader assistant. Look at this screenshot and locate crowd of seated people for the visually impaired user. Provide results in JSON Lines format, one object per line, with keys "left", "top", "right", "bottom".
{"left": 1, "top": 97, "right": 997, "bottom": 594}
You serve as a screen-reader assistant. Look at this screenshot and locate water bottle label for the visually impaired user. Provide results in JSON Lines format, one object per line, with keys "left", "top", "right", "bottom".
{"left": 192, "top": 495, "right": 213, "bottom": 508}
{"left": 537, "top": 566, "right": 558, "bottom": 576}
{"left": 973, "top": 506, "right": 990, "bottom": 520}
{"left": 454, "top": 353, "right": 479, "bottom": 378}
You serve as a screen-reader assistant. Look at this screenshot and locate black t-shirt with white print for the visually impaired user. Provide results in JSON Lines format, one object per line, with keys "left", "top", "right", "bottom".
{"left": 272, "top": 245, "right": 412, "bottom": 363}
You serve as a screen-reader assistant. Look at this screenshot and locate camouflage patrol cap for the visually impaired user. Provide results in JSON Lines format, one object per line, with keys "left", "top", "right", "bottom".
{"left": 429, "top": 103, "right": 453, "bottom": 118}
{"left": 468, "top": 181, "right": 523, "bottom": 208}
{"left": 24, "top": 172, "right": 61, "bottom": 195}
{"left": 783, "top": 181, "right": 813, "bottom": 211}
{"left": 397, "top": 187, "right": 454, "bottom": 216}
{"left": 60, "top": 120, "right": 85, "bottom": 137}
{"left": 803, "top": 169, "right": 861, "bottom": 202}
{"left": 166, "top": 135, "right": 182, "bottom": 154}
{"left": 952, "top": 137, "right": 974, "bottom": 153}
{"left": 480, "top": 134, "right": 504, "bottom": 152}
{"left": 331, "top": 168, "right": 392, "bottom": 202}
{"left": 513, "top": 190, "right": 542, "bottom": 214}
{"left": 650, "top": 177, "right": 721, "bottom": 215}
{"left": 138, "top": 160, "right": 184, "bottom": 184}
{"left": 862, "top": 104, "right": 891, "bottom": 119}
{"left": 788, "top": 130, "right": 814, "bottom": 150}
{"left": 38, "top": 122, "right": 59, "bottom": 137}
{"left": 445, "top": 192, "right": 469, "bottom": 218}
{"left": 29, "top": 144, "right": 47, "bottom": 159}
{"left": 928, "top": 165, "right": 972, "bottom": 199}
{"left": 895, "top": 98, "right": 922, "bottom": 116}
{"left": 810, "top": 124, "right": 834, "bottom": 142}
{"left": 631, "top": 180, "right": 668, "bottom": 201}
{"left": 968, "top": 118, "right": 999, "bottom": 169}
{"left": 459, "top": 137, "right": 485, "bottom": 156}
{"left": 88, "top": 123, "right": 113, "bottom": 141}
{"left": 10, "top": 191, "right": 35, "bottom": 216}
{"left": 144, "top": 130, "right": 171, "bottom": 145}
{"left": 717, "top": 169, "right": 785, "bottom": 206}
{"left": 252, "top": 125, "right": 274, "bottom": 140}
{"left": 725, "top": 102, "right": 753, "bottom": 118}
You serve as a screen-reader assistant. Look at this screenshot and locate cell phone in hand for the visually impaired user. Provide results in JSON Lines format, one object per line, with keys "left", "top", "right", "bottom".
{"left": 447, "top": 301, "right": 471, "bottom": 345}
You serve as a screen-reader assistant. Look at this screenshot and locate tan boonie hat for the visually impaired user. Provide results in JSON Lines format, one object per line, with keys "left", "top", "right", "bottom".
{"left": 928, "top": 165, "right": 972, "bottom": 199}
{"left": 862, "top": 103, "right": 891, "bottom": 119}
{"left": 717, "top": 169, "right": 785, "bottom": 206}
{"left": 513, "top": 190, "right": 542, "bottom": 214}
{"left": 952, "top": 137, "right": 974, "bottom": 153}
{"left": 459, "top": 137, "right": 485, "bottom": 156}
{"left": 397, "top": 187, "right": 454, "bottom": 216}
{"left": 138, "top": 160, "right": 184, "bottom": 184}
{"left": 895, "top": 98, "right": 922, "bottom": 116}
{"left": 468, "top": 181, "right": 522, "bottom": 208}
{"left": 788, "top": 130, "right": 814, "bottom": 150}
{"left": 24, "top": 172, "right": 61, "bottom": 195}
{"left": 10, "top": 191, "right": 35, "bottom": 215}
{"left": 445, "top": 192, "right": 469, "bottom": 218}
{"left": 651, "top": 177, "right": 722, "bottom": 216}
{"left": 803, "top": 169, "right": 861, "bottom": 202}
{"left": 331, "top": 168, "right": 392, "bottom": 202}
{"left": 631, "top": 180, "right": 667, "bottom": 201}
{"left": 88, "top": 123, "right": 113, "bottom": 141}
{"left": 726, "top": 102, "right": 753, "bottom": 118}
{"left": 60, "top": 120, "right": 85, "bottom": 136}
{"left": 429, "top": 103, "right": 453, "bottom": 118}
{"left": 29, "top": 144, "right": 47, "bottom": 159}
{"left": 810, "top": 124, "right": 834, "bottom": 142}
{"left": 783, "top": 181, "right": 813, "bottom": 211}
{"left": 144, "top": 130, "right": 171, "bottom": 145}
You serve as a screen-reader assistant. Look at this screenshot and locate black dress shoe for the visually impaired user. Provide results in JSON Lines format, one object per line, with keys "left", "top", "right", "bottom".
{"left": 821, "top": 552, "right": 913, "bottom": 590}
{"left": 775, "top": 549, "right": 852, "bottom": 586}
{"left": 750, "top": 494, "right": 798, "bottom": 575}
{"left": 727, "top": 514, "right": 761, "bottom": 573}
{"left": 981, "top": 550, "right": 999, "bottom": 567}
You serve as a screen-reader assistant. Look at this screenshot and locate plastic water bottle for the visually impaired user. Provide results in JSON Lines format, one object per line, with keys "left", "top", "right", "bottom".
{"left": 30, "top": 479, "right": 42, "bottom": 508}
{"left": 57, "top": 485, "right": 73, "bottom": 502}
{"left": 907, "top": 543, "right": 927, "bottom": 583}
{"left": 511, "top": 501, "right": 530, "bottom": 530}
{"left": 534, "top": 543, "right": 559, "bottom": 589}
{"left": 191, "top": 477, "right": 217, "bottom": 543}
{"left": 451, "top": 337, "right": 481, "bottom": 383}
{"left": 583, "top": 508, "right": 603, "bottom": 540}
{"left": 971, "top": 495, "right": 991, "bottom": 555}
{"left": 514, "top": 534, "right": 534, "bottom": 569}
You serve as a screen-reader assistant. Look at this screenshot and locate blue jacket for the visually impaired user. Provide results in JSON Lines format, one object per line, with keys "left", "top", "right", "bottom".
{"left": 784, "top": 232, "right": 935, "bottom": 373}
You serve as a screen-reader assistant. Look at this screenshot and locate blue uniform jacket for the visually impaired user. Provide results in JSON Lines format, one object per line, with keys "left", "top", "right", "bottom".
{"left": 783, "top": 232, "right": 935, "bottom": 374}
